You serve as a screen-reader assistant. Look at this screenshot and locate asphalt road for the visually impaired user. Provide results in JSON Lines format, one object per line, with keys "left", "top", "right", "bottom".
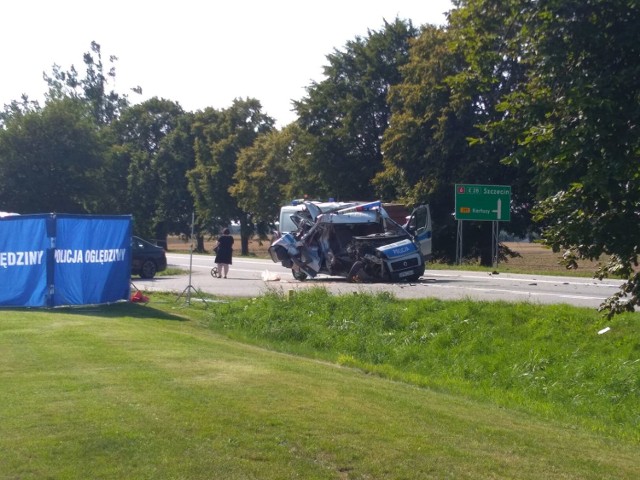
{"left": 130, "top": 252, "right": 625, "bottom": 309}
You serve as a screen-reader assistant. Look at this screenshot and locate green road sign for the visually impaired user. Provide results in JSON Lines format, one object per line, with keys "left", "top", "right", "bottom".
{"left": 455, "top": 184, "right": 511, "bottom": 221}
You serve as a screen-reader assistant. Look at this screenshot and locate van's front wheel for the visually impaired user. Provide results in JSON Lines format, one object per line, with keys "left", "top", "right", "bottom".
{"left": 404, "top": 264, "right": 425, "bottom": 283}
{"left": 292, "top": 269, "right": 308, "bottom": 281}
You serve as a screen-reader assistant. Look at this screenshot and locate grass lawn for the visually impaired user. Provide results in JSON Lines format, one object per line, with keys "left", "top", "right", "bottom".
{"left": 1, "top": 297, "right": 638, "bottom": 479}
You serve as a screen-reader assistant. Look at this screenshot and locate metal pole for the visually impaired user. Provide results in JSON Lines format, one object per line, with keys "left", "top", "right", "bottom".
{"left": 175, "top": 211, "right": 208, "bottom": 307}
{"left": 456, "top": 220, "right": 463, "bottom": 265}
{"left": 187, "top": 211, "right": 195, "bottom": 305}
{"left": 492, "top": 220, "right": 499, "bottom": 268}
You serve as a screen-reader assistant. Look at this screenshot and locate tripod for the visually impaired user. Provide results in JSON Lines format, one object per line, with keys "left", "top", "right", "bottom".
{"left": 176, "top": 212, "right": 208, "bottom": 307}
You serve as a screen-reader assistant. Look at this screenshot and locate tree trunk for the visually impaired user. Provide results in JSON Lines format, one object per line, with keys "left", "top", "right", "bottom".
{"left": 195, "top": 234, "right": 205, "bottom": 253}
{"left": 479, "top": 222, "right": 493, "bottom": 267}
{"left": 239, "top": 217, "right": 251, "bottom": 256}
{"left": 153, "top": 222, "right": 168, "bottom": 250}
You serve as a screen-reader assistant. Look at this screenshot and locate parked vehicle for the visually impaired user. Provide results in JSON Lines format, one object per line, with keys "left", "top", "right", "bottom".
{"left": 269, "top": 200, "right": 432, "bottom": 283}
{"left": 132, "top": 236, "right": 167, "bottom": 279}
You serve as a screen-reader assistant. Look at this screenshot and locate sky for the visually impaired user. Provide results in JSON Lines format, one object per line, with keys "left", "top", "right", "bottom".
{"left": 2, "top": 0, "right": 452, "bottom": 127}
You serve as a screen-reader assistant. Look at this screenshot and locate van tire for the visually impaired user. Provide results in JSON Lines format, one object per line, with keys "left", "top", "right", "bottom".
{"left": 347, "top": 261, "right": 364, "bottom": 283}
{"left": 292, "top": 270, "right": 308, "bottom": 281}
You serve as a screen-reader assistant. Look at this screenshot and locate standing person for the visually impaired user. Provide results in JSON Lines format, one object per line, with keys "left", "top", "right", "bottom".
{"left": 213, "top": 228, "right": 234, "bottom": 278}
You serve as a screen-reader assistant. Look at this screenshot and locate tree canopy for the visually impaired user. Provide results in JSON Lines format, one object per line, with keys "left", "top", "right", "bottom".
{"left": 187, "top": 98, "right": 274, "bottom": 253}
{"left": 480, "top": 0, "right": 640, "bottom": 314}
{"left": 294, "top": 18, "right": 419, "bottom": 201}
{"left": 0, "top": 97, "right": 104, "bottom": 213}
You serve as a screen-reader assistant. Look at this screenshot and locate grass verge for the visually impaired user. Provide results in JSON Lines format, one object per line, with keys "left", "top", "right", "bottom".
{"left": 170, "top": 288, "right": 640, "bottom": 442}
{"left": 1, "top": 295, "right": 638, "bottom": 479}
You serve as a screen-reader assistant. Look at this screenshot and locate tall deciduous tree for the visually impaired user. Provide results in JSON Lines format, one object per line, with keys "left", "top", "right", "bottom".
{"left": 375, "top": 25, "right": 474, "bottom": 261}
{"left": 188, "top": 98, "right": 274, "bottom": 253}
{"left": 231, "top": 123, "right": 323, "bottom": 231}
{"left": 0, "top": 96, "right": 40, "bottom": 127}
{"left": 105, "top": 97, "right": 185, "bottom": 239}
{"left": 294, "top": 18, "right": 419, "bottom": 201}
{"left": 378, "top": 4, "right": 534, "bottom": 264}
{"left": 0, "top": 97, "right": 104, "bottom": 213}
{"left": 154, "top": 112, "right": 199, "bottom": 242}
{"left": 44, "top": 41, "right": 137, "bottom": 125}
{"left": 231, "top": 126, "right": 295, "bottom": 228}
{"left": 485, "top": 0, "right": 640, "bottom": 314}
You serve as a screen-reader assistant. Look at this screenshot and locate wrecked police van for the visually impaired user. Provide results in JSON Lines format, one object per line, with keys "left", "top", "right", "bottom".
{"left": 269, "top": 200, "right": 432, "bottom": 283}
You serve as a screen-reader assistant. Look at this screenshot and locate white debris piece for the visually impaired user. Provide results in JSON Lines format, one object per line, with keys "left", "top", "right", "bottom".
{"left": 261, "top": 270, "right": 281, "bottom": 281}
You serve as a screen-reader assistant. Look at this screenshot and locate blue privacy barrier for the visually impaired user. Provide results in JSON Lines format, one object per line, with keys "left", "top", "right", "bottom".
{"left": 0, "top": 214, "right": 132, "bottom": 307}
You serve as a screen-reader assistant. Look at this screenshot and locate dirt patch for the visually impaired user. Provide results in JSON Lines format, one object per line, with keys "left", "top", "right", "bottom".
{"left": 501, "top": 242, "right": 604, "bottom": 275}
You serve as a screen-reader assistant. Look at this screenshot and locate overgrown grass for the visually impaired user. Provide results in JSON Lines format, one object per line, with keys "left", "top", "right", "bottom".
{"left": 182, "top": 287, "right": 640, "bottom": 441}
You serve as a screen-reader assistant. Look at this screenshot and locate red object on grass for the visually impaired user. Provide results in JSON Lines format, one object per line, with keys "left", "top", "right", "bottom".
{"left": 130, "top": 291, "right": 149, "bottom": 303}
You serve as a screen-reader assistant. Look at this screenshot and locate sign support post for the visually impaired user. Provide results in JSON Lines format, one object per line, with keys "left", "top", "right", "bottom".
{"left": 456, "top": 220, "right": 463, "bottom": 265}
{"left": 454, "top": 184, "right": 511, "bottom": 267}
{"left": 492, "top": 220, "right": 499, "bottom": 267}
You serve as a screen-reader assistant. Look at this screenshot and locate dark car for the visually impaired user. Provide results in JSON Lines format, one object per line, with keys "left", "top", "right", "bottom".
{"left": 131, "top": 236, "right": 167, "bottom": 279}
